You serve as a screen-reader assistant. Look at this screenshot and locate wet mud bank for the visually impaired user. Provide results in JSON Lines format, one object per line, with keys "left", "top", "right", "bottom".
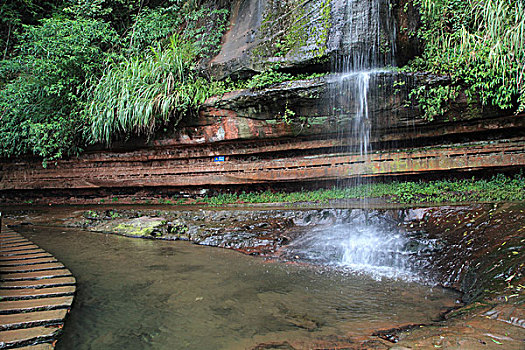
{"left": 4, "top": 202, "right": 525, "bottom": 349}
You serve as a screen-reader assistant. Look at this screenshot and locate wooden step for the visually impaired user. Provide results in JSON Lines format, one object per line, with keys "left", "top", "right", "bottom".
{"left": 0, "top": 277, "right": 76, "bottom": 289}
{"left": 0, "top": 245, "right": 41, "bottom": 253}
{"left": 0, "top": 235, "right": 23, "bottom": 241}
{"left": 1, "top": 269, "right": 72, "bottom": 281}
{"left": 0, "top": 296, "right": 74, "bottom": 314}
{"left": 0, "top": 226, "right": 75, "bottom": 348}
{"left": 0, "top": 253, "right": 53, "bottom": 262}
{"left": 0, "top": 309, "right": 68, "bottom": 330}
{"left": 17, "top": 343, "right": 54, "bottom": 350}
{"left": 0, "top": 241, "right": 33, "bottom": 249}
{"left": 0, "top": 239, "right": 29, "bottom": 245}
{"left": 0, "top": 286, "right": 75, "bottom": 300}
{"left": 0, "top": 236, "right": 28, "bottom": 241}
{"left": 1, "top": 262, "right": 65, "bottom": 273}
{"left": 0, "top": 326, "right": 59, "bottom": 348}
{"left": 0, "top": 257, "right": 57, "bottom": 267}
{"left": 0, "top": 249, "right": 47, "bottom": 257}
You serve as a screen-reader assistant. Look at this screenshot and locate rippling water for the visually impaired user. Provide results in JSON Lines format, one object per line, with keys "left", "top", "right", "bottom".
{"left": 283, "top": 213, "right": 418, "bottom": 280}
{"left": 18, "top": 225, "right": 458, "bottom": 350}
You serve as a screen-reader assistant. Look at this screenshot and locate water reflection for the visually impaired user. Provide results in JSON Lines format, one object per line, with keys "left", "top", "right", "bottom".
{"left": 18, "top": 225, "right": 457, "bottom": 350}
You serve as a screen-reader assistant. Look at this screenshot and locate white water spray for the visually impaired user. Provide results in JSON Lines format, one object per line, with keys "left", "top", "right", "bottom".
{"left": 287, "top": 1, "right": 417, "bottom": 278}
{"left": 285, "top": 212, "right": 416, "bottom": 279}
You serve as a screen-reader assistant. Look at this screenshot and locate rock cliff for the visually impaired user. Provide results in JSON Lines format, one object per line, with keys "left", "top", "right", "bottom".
{"left": 0, "top": 0, "right": 524, "bottom": 202}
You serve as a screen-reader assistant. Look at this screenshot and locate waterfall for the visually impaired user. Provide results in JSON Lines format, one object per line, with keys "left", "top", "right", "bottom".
{"left": 284, "top": 1, "right": 419, "bottom": 279}
{"left": 333, "top": 0, "right": 408, "bottom": 275}
{"left": 284, "top": 211, "right": 417, "bottom": 279}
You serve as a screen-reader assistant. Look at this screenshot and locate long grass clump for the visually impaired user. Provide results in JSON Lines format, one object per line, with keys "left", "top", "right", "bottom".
{"left": 85, "top": 35, "right": 212, "bottom": 145}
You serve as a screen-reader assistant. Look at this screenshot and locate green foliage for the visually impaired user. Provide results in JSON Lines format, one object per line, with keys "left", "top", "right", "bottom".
{"left": 0, "top": 0, "right": 58, "bottom": 59}
{"left": 85, "top": 2, "right": 229, "bottom": 145}
{"left": 0, "top": 18, "right": 117, "bottom": 163}
{"left": 387, "top": 174, "right": 525, "bottom": 203}
{"left": 408, "top": 0, "right": 525, "bottom": 119}
{"left": 212, "top": 71, "right": 327, "bottom": 95}
{"left": 0, "top": 0, "right": 229, "bottom": 161}
{"left": 196, "top": 173, "right": 525, "bottom": 206}
{"left": 409, "top": 85, "right": 459, "bottom": 121}
{"left": 246, "top": 69, "right": 294, "bottom": 90}
{"left": 123, "top": 3, "right": 228, "bottom": 57}
{"left": 86, "top": 36, "right": 212, "bottom": 145}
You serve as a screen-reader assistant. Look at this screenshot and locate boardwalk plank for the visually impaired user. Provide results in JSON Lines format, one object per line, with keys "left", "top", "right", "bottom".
{"left": 0, "top": 253, "right": 53, "bottom": 262}
{"left": 0, "top": 237, "right": 31, "bottom": 246}
{"left": 0, "top": 277, "right": 76, "bottom": 289}
{"left": 0, "top": 326, "right": 59, "bottom": 348}
{"left": 0, "top": 225, "right": 75, "bottom": 349}
{"left": 0, "top": 236, "right": 23, "bottom": 241}
{"left": 0, "top": 296, "right": 74, "bottom": 314}
{"left": 0, "top": 309, "right": 68, "bottom": 330}
{"left": 0, "top": 249, "right": 48, "bottom": 257}
{"left": 0, "top": 286, "right": 75, "bottom": 300}
{"left": 0, "top": 257, "right": 57, "bottom": 267}
{"left": 17, "top": 343, "right": 54, "bottom": 350}
{"left": 2, "top": 263, "right": 65, "bottom": 273}
{"left": 1, "top": 269, "right": 71, "bottom": 281}
{"left": 0, "top": 245, "right": 41, "bottom": 253}
{"left": 0, "top": 241, "right": 33, "bottom": 248}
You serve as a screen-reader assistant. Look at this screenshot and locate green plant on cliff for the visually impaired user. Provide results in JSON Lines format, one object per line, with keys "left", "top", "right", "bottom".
{"left": 0, "top": 0, "right": 229, "bottom": 162}
{"left": 408, "top": 0, "right": 525, "bottom": 120}
{"left": 0, "top": 18, "right": 117, "bottom": 163}
{"left": 86, "top": 35, "right": 212, "bottom": 145}
{"left": 197, "top": 173, "right": 525, "bottom": 205}
{"left": 245, "top": 68, "right": 294, "bottom": 90}
{"left": 85, "top": 4, "right": 229, "bottom": 145}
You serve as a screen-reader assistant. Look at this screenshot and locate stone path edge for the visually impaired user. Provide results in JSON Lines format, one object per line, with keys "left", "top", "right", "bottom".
{"left": 0, "top": 224, "right": 76, "bottom": 349}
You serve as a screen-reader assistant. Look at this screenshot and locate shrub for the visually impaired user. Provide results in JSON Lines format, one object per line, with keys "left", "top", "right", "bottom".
{"left": 408, "top": 0, "right": 525, "bottom": 119}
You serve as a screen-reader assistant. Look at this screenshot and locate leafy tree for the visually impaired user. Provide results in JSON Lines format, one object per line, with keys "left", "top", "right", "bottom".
{"left": 408, "top": 0, "right": 525, "bottom": 120}
{"left": 0, "top": 0, "right": 229, "bottom": 163}
{"left": 0, "top": 0, "right": 59, "bottom": 59}
{"left": 0, "top": 18, "right": 118, "bottom": 164}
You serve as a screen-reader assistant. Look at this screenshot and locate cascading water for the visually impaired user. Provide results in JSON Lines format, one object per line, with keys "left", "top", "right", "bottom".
{"left": 284, "top": 211, "right": 418, "bottom": 280}
{"left": 285, "top": 0, "right": 421, "bottom": 279}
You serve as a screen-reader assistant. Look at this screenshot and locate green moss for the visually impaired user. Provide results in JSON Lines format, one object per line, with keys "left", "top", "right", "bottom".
{"left": 252, "top": 0, "right": 331, "bottom": 60}
{"left": 315, "top": 0, "right": 332, "bottom": 56}
{"left": 115, "top": 223, "right": 154, "bottom": 236}
{"left": 308, "top": 117, "right": 328, "bottom": 125}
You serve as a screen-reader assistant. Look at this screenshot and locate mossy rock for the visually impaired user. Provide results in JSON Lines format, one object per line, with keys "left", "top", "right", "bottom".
{"left": 114, "top": 217, "right": 167, "bottom": 237}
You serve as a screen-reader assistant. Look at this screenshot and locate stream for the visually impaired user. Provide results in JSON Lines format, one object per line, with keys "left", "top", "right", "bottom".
{"left": 15, "top": 220, "right": 459, "bottom": 350}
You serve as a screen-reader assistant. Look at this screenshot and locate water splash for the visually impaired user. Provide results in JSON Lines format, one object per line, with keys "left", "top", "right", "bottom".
{"left": 305, "top": 0, "right": 407, "bottom": 277}
{"left": 285, "top": 211, "right": 418, "bottom": 280}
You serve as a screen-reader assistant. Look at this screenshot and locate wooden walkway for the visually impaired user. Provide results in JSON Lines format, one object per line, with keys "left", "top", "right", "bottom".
{"left": 0, "top": 225, "right": 75, "bottom": 349}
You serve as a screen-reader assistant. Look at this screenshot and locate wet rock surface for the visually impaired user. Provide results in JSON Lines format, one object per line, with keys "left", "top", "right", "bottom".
{"left": 66, "top": 208, "right": 406, "bottom": 256}
{"left": 394, "top": 203, "right": 525, "bottom": 349}
{"left": 208, "top": 0, "right": 396, "bottom": 79}
{"left": 5, "top": 203, "right": 525, "bottom": 349}
{"left": 402, "top": 203, "right": 525, "bottom": 303}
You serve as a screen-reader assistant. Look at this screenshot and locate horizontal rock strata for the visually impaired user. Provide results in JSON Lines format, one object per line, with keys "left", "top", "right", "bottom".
{"left": 0, "top": 73, "right": 523, "bottom": 200}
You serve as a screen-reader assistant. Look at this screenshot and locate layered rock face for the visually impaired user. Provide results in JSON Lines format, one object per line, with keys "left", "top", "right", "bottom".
{"left": 1, "top": 76, "right": 523, "bottom": 198}
{"left": 0, "top": 0, "right": 524, "bottom": 201}
{"left": 209, "top": 0, "right": 396, "bottom": 78}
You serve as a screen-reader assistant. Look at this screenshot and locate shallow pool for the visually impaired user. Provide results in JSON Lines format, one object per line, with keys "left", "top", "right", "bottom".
{"left": 18, "top": 224, "right": 458, "bottom": 350}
